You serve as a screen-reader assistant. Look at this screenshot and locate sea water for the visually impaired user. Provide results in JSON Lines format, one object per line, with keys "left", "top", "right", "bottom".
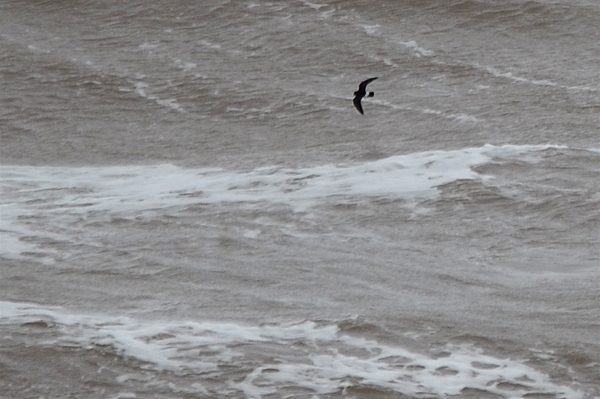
{"left": 1, "top": 0, "right": 599, "bottom": 398}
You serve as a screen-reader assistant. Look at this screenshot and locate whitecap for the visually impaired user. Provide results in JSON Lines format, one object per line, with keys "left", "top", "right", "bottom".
{"left": 399, "top": 40, "right": 435, "bottom": 57}
{"left": 0, "top": 144, "right": 566, "bottom": 262}
{"left": 361, "top": 24, "right": 381, "bottom": 35}
{"left": 133, "top": 81, "right": 184, "bottom": 112}
{"left": 298, "top": 0, "right": 327, "bottom": 11}
{"left": 484, "top": 65, "right": 561, "bottom": 87}
{"left": 0, "top": 301, "right": 583, "bottom": 399}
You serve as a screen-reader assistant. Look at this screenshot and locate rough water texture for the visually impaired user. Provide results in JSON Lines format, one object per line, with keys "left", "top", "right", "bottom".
{"left": 1, "top": 0, "right": 599, "bottom": 398}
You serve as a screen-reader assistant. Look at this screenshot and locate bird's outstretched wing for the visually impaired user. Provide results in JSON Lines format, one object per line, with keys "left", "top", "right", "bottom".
{"left": 353, "top": 96, "right": 364, "bottom": 115}
{"left": 358, "top": 77, "right": 378, "bottom": 92}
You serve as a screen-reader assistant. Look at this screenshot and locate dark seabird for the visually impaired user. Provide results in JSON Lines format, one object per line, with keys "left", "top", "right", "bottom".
{"left": 353, "top": 77, "right": 378, "bottom": 115}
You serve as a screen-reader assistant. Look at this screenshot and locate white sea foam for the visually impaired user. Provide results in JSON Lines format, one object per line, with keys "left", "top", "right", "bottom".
{"left": 298, "top": 0, "right": 327, "bottom": 12}
{"left": 0, "top": 301, "right": 583, "bottom": 399}
{"left": 0, "top": 144, "right": 566, "bottom": 262}
{"left": 480, "top": 65, "right": 597, "bottom": 92}
{"left": 361, "top": 24, "right": 381, "bottom": 35}
{"left": 198, "top": 39, "right": 222, "bottom": 50}
{"left": 173, "top": 59, "right": 197, "bottom": 71}
{"left": 484, "top": 66, "right": 558, "bottom": 86}
{"left": 138, "top": 42, "right": 158, "bottom": 50}
{"left": 399, "top": 40, "right": 435, "bottom": 57}
{"left": 419, "top": 107, "right": 480, "bottom": 123}
{"left": 133, "top": 81, "right": 184, "bottom": 112}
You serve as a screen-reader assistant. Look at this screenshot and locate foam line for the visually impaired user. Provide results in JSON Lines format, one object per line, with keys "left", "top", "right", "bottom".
{"left": 0, "top": 144, "right": 567, "bottom": 262}
{"left": 0, "top": 301, "right": 583, "bottom": 399}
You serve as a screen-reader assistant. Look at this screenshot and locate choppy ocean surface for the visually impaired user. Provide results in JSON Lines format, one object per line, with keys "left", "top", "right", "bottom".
{"left": 1, "top": 0, "right": 599, "bottom": 398}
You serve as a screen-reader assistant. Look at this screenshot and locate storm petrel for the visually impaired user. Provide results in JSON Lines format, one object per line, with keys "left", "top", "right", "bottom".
{"left": 353, "top": 77, "right": 378, "bottom": 115}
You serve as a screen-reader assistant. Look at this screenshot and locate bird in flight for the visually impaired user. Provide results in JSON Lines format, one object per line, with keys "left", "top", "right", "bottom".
{"left": 353, "top": 77, "right": 378, "bottom": 115}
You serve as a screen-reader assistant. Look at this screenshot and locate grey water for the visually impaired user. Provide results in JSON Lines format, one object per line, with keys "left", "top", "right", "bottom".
{"left": 1, "top": 0, "right": 599, "bottom": 398}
